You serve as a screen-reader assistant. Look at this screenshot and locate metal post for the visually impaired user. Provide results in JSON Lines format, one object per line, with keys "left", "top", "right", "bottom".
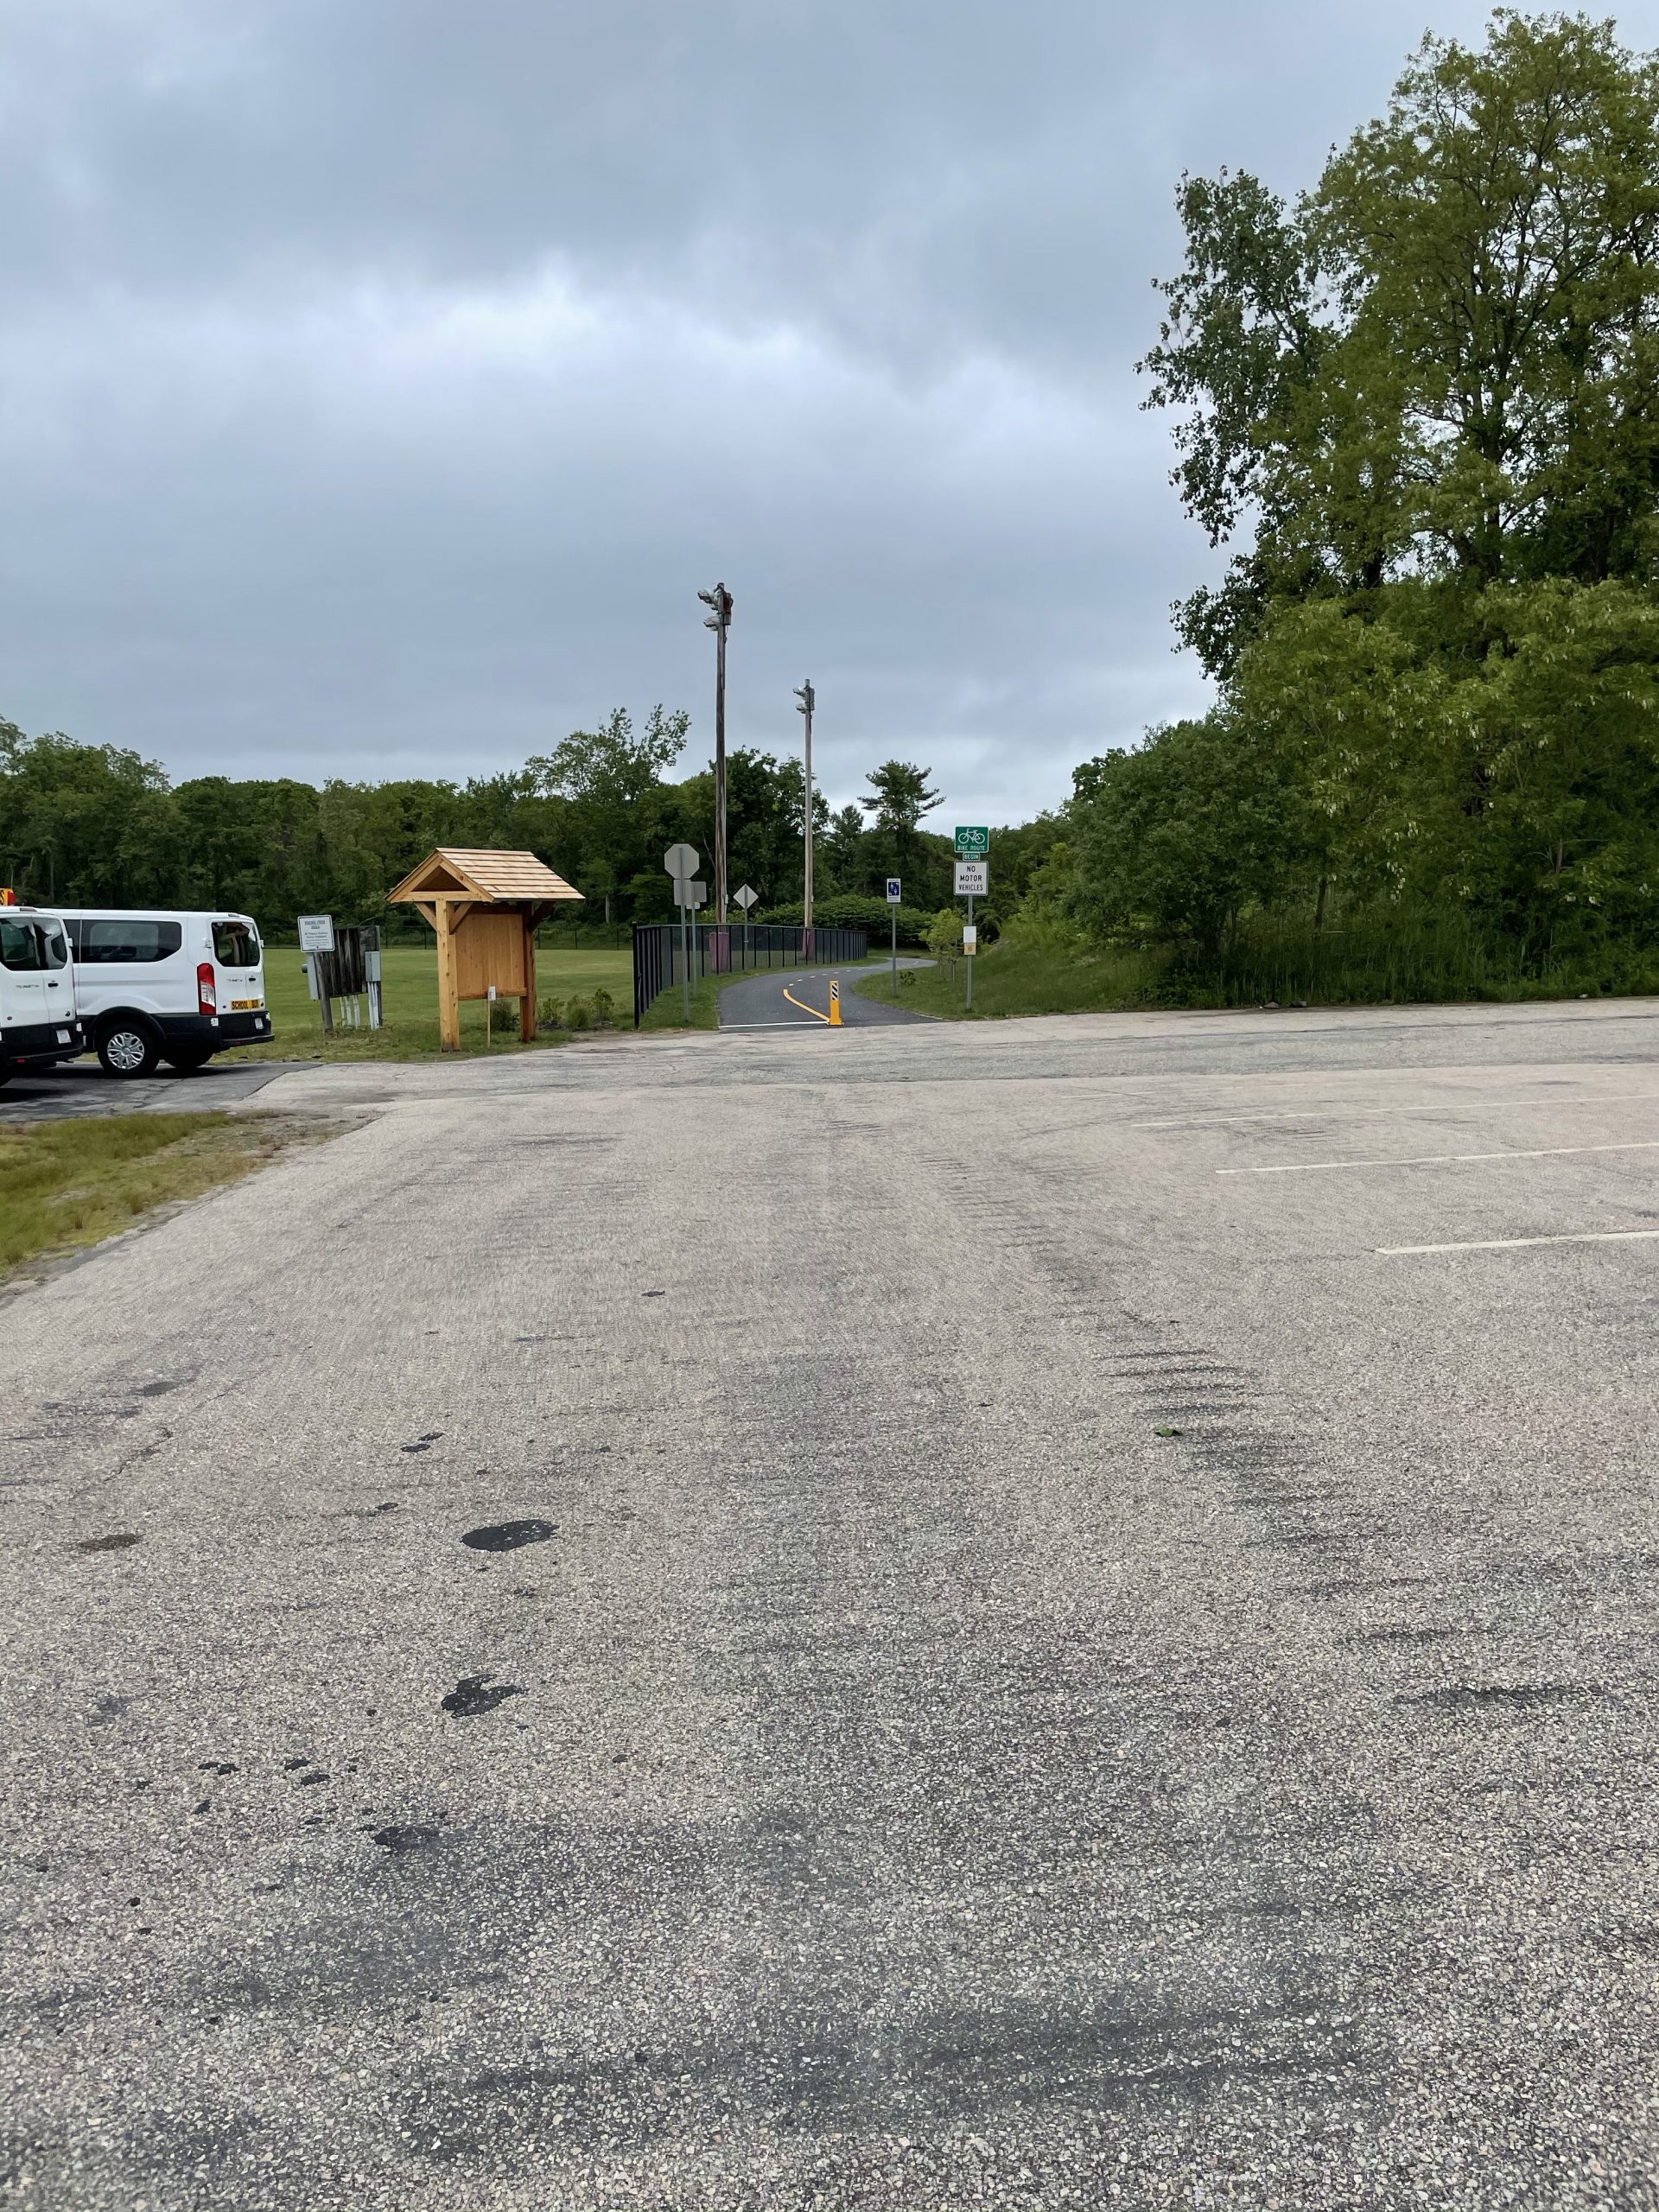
{"left": 715, "top": 618, "right": 727, "bottom": 924}
{"left": 679, "top": 896, "right": 690, "bottom": 1019}
{"left": 966, "top": 894, "right": 974, "bottom": 1011}
{"left": 795, "top": 679, "right": 815, "bottom": 935}
{"left": 891, "top": 906, "right": 898, "bottom": 999}
{"left": 699, "top": 584, "right": 734, "bottom": 925}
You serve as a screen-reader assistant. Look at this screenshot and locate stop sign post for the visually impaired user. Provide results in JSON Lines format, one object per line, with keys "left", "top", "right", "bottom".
{"left": 664, "top": 843, "right": 701, "bottom": 1016}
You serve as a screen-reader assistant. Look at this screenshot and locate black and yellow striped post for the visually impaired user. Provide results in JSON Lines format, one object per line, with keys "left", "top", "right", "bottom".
{"left": 829, "top": 979, "right": 842, "bottom": 1027}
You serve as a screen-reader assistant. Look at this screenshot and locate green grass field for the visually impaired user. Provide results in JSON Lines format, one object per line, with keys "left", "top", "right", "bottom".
{"left": 224, "top": 943, "right": 632, "bottom": 1060}
{"left": 851, "top": 940, "right": 1112, "bottom": 1020}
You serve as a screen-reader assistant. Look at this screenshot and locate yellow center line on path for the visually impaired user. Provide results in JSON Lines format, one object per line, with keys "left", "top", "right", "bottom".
{"left": 781, "top": 982, "right": 832, "bottom": 1025}
{"left": 1220, "top": 1140, "right": 1659, "bottom": 1176}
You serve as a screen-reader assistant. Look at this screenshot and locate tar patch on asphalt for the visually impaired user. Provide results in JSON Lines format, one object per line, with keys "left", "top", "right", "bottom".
{"left": 401, "top": 1431, "right": 443, "bottom": 1453}
{"left": 76, "top": 1532, "right": 142, "bottom": 1554}
{"left": 442, "top": 1674, "right": 525, "bottom": 1718}
{"left": 461, "top": 1519, "right": 557, "bottom": 1553}
{"left": 1397, "top": 1681, "right": 1605, "bottom": 1711}
{"left": 372, "top": 1824, "right": 442, "bottom": 1853}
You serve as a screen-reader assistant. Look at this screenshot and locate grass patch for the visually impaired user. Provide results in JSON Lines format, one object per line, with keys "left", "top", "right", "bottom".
{"left": 640, "top": 958, "right": 888, "bottom": 1031}
{"left": 854, "top": 938, "right": 1154, "bottom": 1020}
{"left": 223, "top": 944, "right": 633, "bottom": 1061}
{"left": 856, "top": 915, "right": 1659, "bottom": 1021}
{"left": 0, "top": 1113, "right": 309, "bottom": 1279}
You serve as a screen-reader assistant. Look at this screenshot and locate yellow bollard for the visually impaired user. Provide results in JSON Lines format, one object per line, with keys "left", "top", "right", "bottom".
{"left": 829, "top": 979, "right": 842, "bottom": 1027}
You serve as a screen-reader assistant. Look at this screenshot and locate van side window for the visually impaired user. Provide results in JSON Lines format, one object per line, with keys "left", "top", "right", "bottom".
{"left": 213, "top": 921, "right": 260, "bottom": 966}
{"left": 0, "top": 918, "right": 51, "bottom": 972}
{"left": 76, "top": 919, "right": 184, "bottom": 964}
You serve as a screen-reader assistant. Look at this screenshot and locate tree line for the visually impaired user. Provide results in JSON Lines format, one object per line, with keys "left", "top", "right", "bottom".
{"left": 1048, "top": 10, "right": 1659, "bottom": 996}
{"left": 0, "top": 712, "right": 1058, "bottom": 940}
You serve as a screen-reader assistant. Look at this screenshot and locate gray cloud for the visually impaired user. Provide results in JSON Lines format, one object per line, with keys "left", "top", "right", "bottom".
{"left": 5, "top": 0, "right": 1650, "bottom": 820}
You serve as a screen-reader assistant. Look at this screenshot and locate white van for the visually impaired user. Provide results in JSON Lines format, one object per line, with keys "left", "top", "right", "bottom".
{"left": 54, "top": 909, "right": 272, "bottom": 1077}
{"left": 0, "top": 907, "right": 86, "bottom": 1082}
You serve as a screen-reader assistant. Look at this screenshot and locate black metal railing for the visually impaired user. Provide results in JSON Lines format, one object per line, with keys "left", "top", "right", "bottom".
{"left": 632, "top": 923, "right": 868, "bottom": 1027}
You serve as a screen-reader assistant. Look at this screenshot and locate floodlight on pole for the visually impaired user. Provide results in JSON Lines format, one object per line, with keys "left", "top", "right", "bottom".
{"left": 793, "top": 678, "right": 815, "bottom": 934}
{"left": 697, "top": 583, "right": 734, "bottom": 925}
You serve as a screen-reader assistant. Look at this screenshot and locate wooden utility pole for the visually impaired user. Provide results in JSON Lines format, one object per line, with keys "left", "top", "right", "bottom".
{"left": 794, "top": 679, "right": 815, "bottom": 935}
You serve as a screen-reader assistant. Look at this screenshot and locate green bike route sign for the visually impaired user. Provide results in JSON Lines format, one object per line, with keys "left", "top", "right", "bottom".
{"left": 954, "top": 825, "right": 989, "bottom": 858}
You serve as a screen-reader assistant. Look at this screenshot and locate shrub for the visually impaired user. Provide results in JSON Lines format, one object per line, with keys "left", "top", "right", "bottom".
{"left": 759, "top": 893, "right": 931, "bottom": 941}
{"left": 925, "top": 908, "right": 963, "bottom": 960}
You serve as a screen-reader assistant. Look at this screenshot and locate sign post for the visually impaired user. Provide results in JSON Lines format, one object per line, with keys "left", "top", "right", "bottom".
{"left": 734, "top": 882, "right": 759, "bottom": 967}
{"left": 886, "top": 877, "right": 901, "bottom": 998}
{"left": 663, "top": 844, "right": 700, "bottom": 1017}
{"left": 298, "top": 914, "right": 336, "bottom": 1033}
{"left": 953, "top": 856, "right": 988, "bottom": 1011}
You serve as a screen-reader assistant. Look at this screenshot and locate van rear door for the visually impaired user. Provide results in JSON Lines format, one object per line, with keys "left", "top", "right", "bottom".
{"left": 1, "top": 913, "right": 76, "bottom": 1039}
{"left": 212, "top": 917, "right": 264, "bottom": 1012}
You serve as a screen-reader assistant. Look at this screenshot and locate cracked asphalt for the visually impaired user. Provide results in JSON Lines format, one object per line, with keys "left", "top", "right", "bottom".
{"left": 7, "top": 997, "right": 1659, "bottom": 2209}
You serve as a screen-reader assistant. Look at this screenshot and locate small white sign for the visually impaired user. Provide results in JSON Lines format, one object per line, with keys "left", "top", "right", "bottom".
{"left": 963, "top": 925, "right": 978, "bottom": 956}
{"left": 486, "top": 984, "right": 498, "bottom": 1001}
{"left": 297, "top": 913, "right": 335, "bottom": 953}
{"left": 886, "top": 878, "right": 902, "bottom": 904}
{"left": 954, "top": 861, "right": 988, "bottom": 898}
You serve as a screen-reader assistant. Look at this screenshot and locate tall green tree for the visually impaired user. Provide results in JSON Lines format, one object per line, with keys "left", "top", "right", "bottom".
{"left": 860, "top": 760, "right": 943, "bottom": 835}
{"left": 528, "top": 707, "right": 689, "bottom": 919}
{"left": 1143, "top": 10, "right": 1659, "bottom": 677}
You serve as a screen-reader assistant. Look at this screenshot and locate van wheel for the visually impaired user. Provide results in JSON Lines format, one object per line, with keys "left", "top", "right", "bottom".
{"left": 98, "top": 1020, "right": 162, "bottom": 1079}
{"left": 162, "top": 1046, "right": 213, "bottom": 1072}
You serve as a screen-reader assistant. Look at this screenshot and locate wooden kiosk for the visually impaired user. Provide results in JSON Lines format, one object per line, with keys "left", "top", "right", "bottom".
{"left": 388, "top": 848, "right": 582, "bottom": 1050}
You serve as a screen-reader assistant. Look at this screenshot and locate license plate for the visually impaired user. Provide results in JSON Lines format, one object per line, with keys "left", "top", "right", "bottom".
{"left": 231, "top": 999, "right": 264, "bottom": 1011}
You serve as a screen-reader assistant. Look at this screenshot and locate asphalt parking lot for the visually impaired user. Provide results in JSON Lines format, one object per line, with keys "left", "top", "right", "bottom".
{"left": 0, "top": 1057, "right": 310, "bottom": 1123}
{"left": 6, "top": 997, "right": 1659, "bottom": 2209}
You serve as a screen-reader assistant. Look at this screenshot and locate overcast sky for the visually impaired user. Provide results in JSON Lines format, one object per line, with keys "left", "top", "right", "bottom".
{"left": 6, "top": 1, "right": 1656, "bottom": 823}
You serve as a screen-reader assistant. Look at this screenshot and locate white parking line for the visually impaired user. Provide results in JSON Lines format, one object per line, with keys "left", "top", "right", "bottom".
{"left": 1220, "top": 1141, "right": 1659, "bottom": 1177}
{"left": 1137, "top": 1092, "right": 1659, "bottom": 1130}
{"left": 1379, "top": 1229, "right": 1659, "bottom": 1255}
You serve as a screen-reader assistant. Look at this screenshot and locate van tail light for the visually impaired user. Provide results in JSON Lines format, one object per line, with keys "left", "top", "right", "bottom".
{"left": 197, "top": 963, "right": 217, "bottom": 1016}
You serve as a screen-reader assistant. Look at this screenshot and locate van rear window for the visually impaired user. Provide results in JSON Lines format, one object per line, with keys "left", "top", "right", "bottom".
{"left": 75, "top": 919, "right": 183, "bottom": 964}
{"left": 213, "top": 921, "right": 260, "bottom": 967}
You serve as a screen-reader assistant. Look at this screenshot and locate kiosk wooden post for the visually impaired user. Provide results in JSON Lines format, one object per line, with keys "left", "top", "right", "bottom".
{"left": 387, "top": 849, "right": 583, "bottom": 1051}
